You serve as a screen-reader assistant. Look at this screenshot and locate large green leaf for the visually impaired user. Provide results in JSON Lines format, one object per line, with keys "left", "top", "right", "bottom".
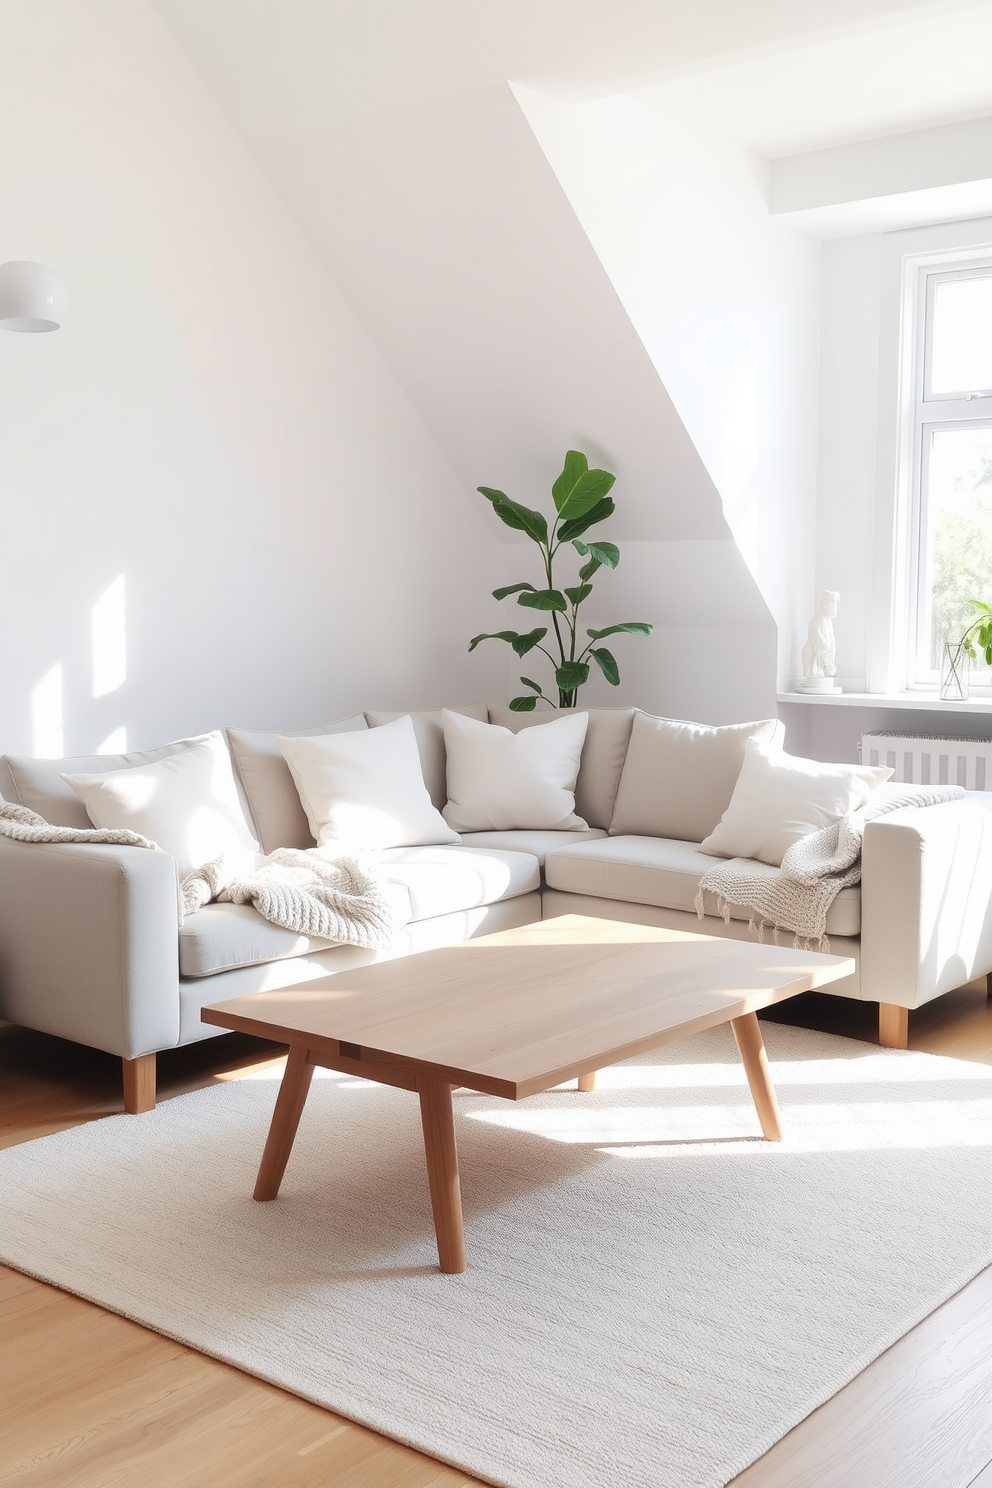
{"left": 573, "top": 540, "right": 620, "bottom": 569}
{"left": 557, "top": 497, "right": 615, "bottom": 543}
{"left": 551, "top": 450, "right": 588, "bottom": 513}
{"left": 468, "top": 630, "right": 521, "bottom": 652}
{"left": 509, "top": 695, "right": 538, "bottom": 711}
{"left": 520, "top": 676, "right": 543, "bottom": 692}
{"left": 555, "top": 661, "right": 590, "bottom": 691}
{"left": 557, "top": 468, "right": 616, "bottom": 522}
{"left": 493, "top": 582, "right": 536, "bottom": 600}
{"left": 512, "top": 628, "right": 547, "bottom": 656}
{"left": 518, "top": 588, "right": 568, "bottom": 612}
{"left": 589, "top": 647, "right": 620, "bottom": 686}
{"left": 495, "top": 497, "right": 548, "bottom": 545}
{"left": 564, "top": 584, "right": 593, "bottom": 608}
{"left": 586, "top": 622, "right": 653, "bottom": 639}
{"left": 478, "top": 487, "right": 548, "bottom": 545}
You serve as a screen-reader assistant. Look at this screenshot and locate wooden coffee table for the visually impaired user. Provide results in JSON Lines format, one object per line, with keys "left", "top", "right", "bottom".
{"left": 201, "top": 915, "right": 853, "bottom": 1273}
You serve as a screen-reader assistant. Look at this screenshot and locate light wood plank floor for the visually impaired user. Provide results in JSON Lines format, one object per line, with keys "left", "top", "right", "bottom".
{"left": 2, "top": 983, "right": 992, "bottom": 1488}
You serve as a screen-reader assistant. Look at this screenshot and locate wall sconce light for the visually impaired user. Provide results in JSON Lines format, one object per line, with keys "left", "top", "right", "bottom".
{"left": 0, "top": 261, "right": 66, "bottom": 332}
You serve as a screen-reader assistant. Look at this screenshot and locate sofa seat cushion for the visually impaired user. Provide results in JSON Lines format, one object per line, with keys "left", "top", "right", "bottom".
{"left": 459, "top": 828, "right": 607, "bottom": 867}
{"left": 370, "top": 845, "right": 540, "bottom": 922}
{"left": 544, "top": 835, "right": 862, "bottom": 938}
{"left": 179, "top": 885, "right": 410, "bottom": 979}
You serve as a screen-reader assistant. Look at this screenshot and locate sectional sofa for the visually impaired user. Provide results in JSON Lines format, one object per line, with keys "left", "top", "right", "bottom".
{"left": 2, "top": 703, "right": 992, "bottom": 1113}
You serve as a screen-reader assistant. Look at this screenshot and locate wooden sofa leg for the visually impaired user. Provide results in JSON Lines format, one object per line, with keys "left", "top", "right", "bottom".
{"left": 122, "top": 1053, "right": 157, "bottom": 1113}
{"left": 878, "top": 1004, "right": 909, "bottom": 1051}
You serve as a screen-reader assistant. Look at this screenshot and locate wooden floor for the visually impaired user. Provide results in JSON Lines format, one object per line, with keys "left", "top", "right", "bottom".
{"left": 3, "top": 987, "right": 992, "bottom": 1487}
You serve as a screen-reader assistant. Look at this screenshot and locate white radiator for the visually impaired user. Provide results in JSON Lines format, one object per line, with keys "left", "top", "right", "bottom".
{"left": 860, "top": 732, "right": 992, "bottom": 790}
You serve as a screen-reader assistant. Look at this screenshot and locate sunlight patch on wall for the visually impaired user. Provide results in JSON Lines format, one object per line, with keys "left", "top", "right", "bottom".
{"left": 32, "top": 664, "right": 64, "bottom": 758}
{"left": 718, "top": 366, "right": 761, "bottom": 521}
{"left": 97, "top": 726, "right": 128, "bottom": 754}
{"left": 92, "top": 575, "right": 126, "bottom": 698}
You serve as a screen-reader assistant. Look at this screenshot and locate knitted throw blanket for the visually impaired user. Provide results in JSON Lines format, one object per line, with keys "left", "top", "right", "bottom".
{"left": 693, "top": 782, "right": 966, "bottom": 952}
{"left": 0, "top": 800, "right": 157, "bottom": 849}
{"left": 0, "top": 802, "right": 395, "bottom": 951}
{"left": 180, "top": 848, "right": 395, "bottom": 951}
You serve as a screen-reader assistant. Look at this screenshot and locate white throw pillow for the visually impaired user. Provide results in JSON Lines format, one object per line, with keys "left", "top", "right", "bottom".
{"left": 63, "top": 731, "right": 259, "bottom": 877}
{"left": 698, "top": 740, "right": 893, "bottom": 866}
{"left": 442, "top": 709, "right": 589, "bottom": 832}
{"left": 278, "top": 715, "right": 459, "bottom": 851}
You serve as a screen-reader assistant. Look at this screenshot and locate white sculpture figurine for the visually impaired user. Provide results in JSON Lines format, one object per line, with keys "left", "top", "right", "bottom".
{"left": 798, "top": 590, "right": 842, "bottom": 694}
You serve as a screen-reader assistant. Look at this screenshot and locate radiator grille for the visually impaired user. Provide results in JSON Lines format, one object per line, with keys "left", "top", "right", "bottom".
{"left": 859, "top": 732, "right": 992, "bottom": 790}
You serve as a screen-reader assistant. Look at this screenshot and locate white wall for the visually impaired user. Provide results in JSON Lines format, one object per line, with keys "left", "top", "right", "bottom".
{"left": 517, "top": 85, "right": 823, "bottom": 689}
{"left": 0, "top": 0, "right": 504, "bottom": 758}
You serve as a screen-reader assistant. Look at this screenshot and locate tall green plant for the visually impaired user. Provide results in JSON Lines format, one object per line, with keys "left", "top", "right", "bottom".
{"left": 468, "top": 450, "right": 653, "bottom": 710}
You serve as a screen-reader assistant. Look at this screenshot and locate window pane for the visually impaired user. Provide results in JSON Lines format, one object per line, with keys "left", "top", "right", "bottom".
{"left": 930, "top": 276, "right": 992, "bottom": 395}
{"left": 924, "top": 424, "right": 992, "bottom": 668}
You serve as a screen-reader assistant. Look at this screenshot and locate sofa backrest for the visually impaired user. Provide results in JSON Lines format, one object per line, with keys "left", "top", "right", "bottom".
{"left": 365, "top": 704, "right": 488, "bottom": 811}
{"left": 0, "top": 735, "right": 212, "bottom": 828}
{"left": 226, "top": 715, "right": 367, "bottom": 853}
{"left": 486, "top": 706, "right": 636, "bottom": 830}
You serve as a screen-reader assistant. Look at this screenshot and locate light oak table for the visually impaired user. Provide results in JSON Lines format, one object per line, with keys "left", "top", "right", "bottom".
{"left": 202, "top": 914, "right": 853, "bottom": 1274}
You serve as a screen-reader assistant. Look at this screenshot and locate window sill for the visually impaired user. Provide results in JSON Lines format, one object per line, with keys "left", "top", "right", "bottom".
{"left": 777, "top": 690, "right": 992, "bottom": 712}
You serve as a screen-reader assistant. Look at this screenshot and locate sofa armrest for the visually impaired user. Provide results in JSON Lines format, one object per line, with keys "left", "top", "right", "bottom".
{"left": 861, "top": 794, "right": 992, "bottom": 1009}
{"left": 0, "top": 836, "right": 181, "bottom": 1058}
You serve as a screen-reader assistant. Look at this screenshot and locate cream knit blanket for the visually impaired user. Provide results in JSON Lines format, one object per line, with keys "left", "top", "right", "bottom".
{"left": 180, "top": 848, "right": 395, "bottom": 950}
{"left": 693, "top": 782, "right": 966, "bottom": 952}
{"left": 0, "top": 802, "right": 395, "bottom": 950}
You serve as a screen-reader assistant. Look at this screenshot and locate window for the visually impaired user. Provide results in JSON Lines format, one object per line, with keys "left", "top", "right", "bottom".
{"left": 907, "top": 260, "right": 992, "bottom": 688}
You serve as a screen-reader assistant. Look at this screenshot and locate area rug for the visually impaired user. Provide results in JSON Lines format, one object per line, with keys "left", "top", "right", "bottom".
{"left": 3, "top": 1023, "right": 992, "bottom": 1488}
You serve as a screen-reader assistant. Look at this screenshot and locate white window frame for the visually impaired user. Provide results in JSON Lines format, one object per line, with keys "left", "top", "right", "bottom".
{"left": 870, "top": 220, "right": 992, "bottom": 695}
{"left": 910, "top": 263, "right": 992, "bottom": 687}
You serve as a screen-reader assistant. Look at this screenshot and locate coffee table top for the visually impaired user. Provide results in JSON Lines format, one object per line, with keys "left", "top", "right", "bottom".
{"left": 202, "top": 914, "right": 853, "bottom": 1099}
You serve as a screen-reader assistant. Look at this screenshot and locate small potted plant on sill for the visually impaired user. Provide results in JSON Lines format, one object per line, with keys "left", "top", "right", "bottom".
{"left": 468, "top": 450, "right": 653, "bottom": 710}
{"left": 941, "top": 600, "right": 992, "bottom": 701}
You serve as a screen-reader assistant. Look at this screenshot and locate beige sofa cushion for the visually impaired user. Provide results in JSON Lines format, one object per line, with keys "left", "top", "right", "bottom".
{"left": 544, "top": 835, "right": 861, "bottom": 937}
{"left": 227, "top": 715, "right": 367, "bottom": 853}
{"left": 487, "top": 706, "right": 635, "bottom": 829}
{"left": 180, "top": 843, "right": 537, "bottom": 977}
{"left": 365, "top": 704, "right": 488, "bottom": 809}
{"left": 279, "top": 717, "right": 459, "bottom": 851}
{"left": 181, "top": 902, "right": 338, "bottom": 978}
{"left": 179, "top": 885, "right": 414, "bottom": 978}
{"left": 371, "top": 845, "right": 540, "bottom": 921}
{"left": 609, "top": 713, "right": 784, "bottom": 842}
{"left": 443, "top": 710, "right": 588, "bottom": 831}
{"left": 699, "top": 741, "right": 892, "bottom": 866}
{"left": 63, "top": 732, "right": 259, "bottom": 877}
{"left": 1, "top": 734, "right": 213, "bottom": 829}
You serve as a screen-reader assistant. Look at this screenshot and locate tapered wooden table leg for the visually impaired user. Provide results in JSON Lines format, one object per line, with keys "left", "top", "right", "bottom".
{"left": 418, "top": 1077, "right": 466, "bottom": 1274}
{"left": 254, "top": 1045, "right": 316, "bottom": 1201}
{"left": 731, "top": 1012, "right": 783, "bottom": 1142}
{"left": 577, "top": 1070, "right": 597, "bottom": 1092}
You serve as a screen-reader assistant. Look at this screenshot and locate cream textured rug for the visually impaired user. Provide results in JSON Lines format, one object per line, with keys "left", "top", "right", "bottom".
{"left": 3, "top": 1022, "right": 992, "bottom": 1488}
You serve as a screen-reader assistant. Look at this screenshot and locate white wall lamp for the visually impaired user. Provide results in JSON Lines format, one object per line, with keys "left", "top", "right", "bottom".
{"left": 0, "top": 261, "right": 66, "bottom": 332}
